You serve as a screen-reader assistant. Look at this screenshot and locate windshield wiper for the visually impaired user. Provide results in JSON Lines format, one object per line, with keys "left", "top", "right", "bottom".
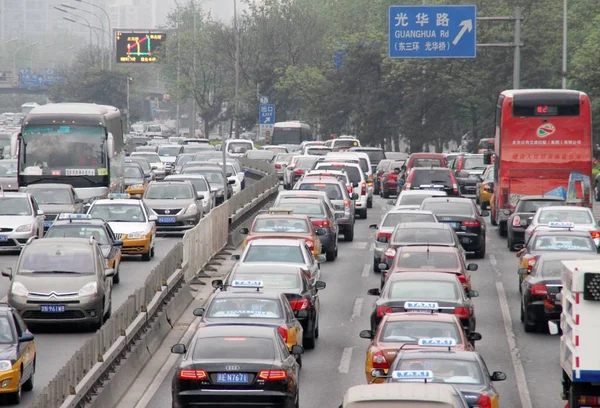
{"left": 33, "top": 270, "right": 81, "bottom": 274}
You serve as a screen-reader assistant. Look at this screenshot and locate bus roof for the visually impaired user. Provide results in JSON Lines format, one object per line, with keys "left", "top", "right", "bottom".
{"left": 273, "top": 121, "right": 310, "bottom": 129}
{"left": 27, "top": 103, "right": 119, "bottom": 116}
{"left": 499, "top": 89, "right": 586, "bottom": 98}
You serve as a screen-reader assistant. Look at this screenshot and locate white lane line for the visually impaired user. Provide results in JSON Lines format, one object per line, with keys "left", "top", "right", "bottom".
{"left": 350, "top": 297, "right": 363, "bottom": 321}
{"left": 361, "top": 264, "right": 370, "bottom": 278}
{"left": 489, "top": 254, "right": 501, "bottom": 277}
{"left": 0, "top": 296, "right": 5, "bottom": 303}
{"left": 338, "top": 347, "right": 353, "bottom": 374}
{"left": 495, "top": 281, "right": 533, "bottom": 408}
{"left": 369, "top": 243, "right": 375, "bottom": 252}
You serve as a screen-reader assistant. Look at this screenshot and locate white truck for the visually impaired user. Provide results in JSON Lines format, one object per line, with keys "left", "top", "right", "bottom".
{"left": 551, "top": 259, "right": 600, "bottom": 407}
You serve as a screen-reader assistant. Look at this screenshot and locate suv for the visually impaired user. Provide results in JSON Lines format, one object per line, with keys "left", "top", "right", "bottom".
{"left": 314, "top": 162, "right": 368, "bottom": 218}
{"left": 323, "top": 153, "right": 374, "bottom": 207}
{"left": 142, "top": 180, "right": 204, "bottom": 233}
{"left": 449, "top": 154, "right": 487, "bottom": 198}
{"left": 403, "top": 167, "right": 460, "bottom": 196}
{"left": 294, "top": 175, "right": 356, "bottom": 241}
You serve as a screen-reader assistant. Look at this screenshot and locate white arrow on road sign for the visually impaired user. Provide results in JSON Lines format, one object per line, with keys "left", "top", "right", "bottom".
{"left": 264, "top": 117, "right": 271, "bottom": 123}
{"left": 452, "top": 20, "right": 473, "bottom": 46}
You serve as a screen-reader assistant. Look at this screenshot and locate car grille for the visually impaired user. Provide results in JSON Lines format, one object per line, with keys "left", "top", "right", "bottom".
{"left": 113, "top": 233, "right": 125, "bottom": 240}
{"left": 0, "top": 228, "right": 13, "bottom": 232}
{"left": 27, "top": 299, "right": 80, "bottom": 304}
{"left": 154, "top": 208, "right": 182, "bottom": 215}
{"left": 22, "top": 310, "right": 86, "bottom": 319}
{"left": 29, "top": 291, "right": 79, "bottom": 297}
{"left": 0, "top": 241, "right": 18, "bottom": 247}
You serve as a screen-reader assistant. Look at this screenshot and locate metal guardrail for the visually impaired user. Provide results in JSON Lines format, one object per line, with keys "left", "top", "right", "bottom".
{"left": 31, "top": 159, "right": 277, "bottom": 408}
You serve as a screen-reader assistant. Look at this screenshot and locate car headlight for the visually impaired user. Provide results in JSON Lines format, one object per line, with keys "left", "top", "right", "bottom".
{"left": 127, "top": 231, "right": 147, "bottom": 239}
{"left": 0, "top": 360, "right": 12, "bottom": 372}
{"left": 185, "top": 203, "right": 198, "bottom": 214}
{"left": 78, "top": 282, "right": 98, "bottom": 297}
{"left": 15, "top": 224, "right": 32, "bottom": 232}
{"left": 11, "top": 282, "right": 28, "bottom": 297}
{"left": 130, "top": 184, "right": 145, "bottom": 189}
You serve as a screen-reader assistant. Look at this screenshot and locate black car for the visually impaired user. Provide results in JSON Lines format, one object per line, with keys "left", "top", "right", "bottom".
{"left": 213, "top": 263, "right": 326, "bottom": 349}
{"left": 520, "top": 252, "right": 600, "bottom": 333}
{"left": 420, "top": 197, "right": 488, "bottom": 258}
{"left": 449, "top": 154, "right": 487, "bottom": 199}
{"left": 506, "top": 195, "right": 565, "bottom": 251}
{"left": 170, "top": 325, "right": 303, "bottom": 408}
{"left": 383, "top": 350, "right": 506, "bottom": 408}
{"left": 367, "top": 272, "right": 479, "bottom": 338}
{"left": 404, "top": 167, "right": 460, "bottom": 196}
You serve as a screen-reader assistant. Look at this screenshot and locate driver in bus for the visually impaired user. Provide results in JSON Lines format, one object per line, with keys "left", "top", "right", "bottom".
{"left": 79, "top": 145, "right": 99, "bottom": 166}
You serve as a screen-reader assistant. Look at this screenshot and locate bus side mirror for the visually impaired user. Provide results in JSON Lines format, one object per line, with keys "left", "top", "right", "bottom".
{"left": 483, "top": 151, "right": 492, "bottom": 165}
{"left": 107, "top": 132, "right": 115, "bottom": 159}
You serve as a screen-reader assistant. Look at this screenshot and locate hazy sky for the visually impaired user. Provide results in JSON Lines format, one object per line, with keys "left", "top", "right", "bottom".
{"left": 164, "top": 0, "right": 249, "bottom": 23}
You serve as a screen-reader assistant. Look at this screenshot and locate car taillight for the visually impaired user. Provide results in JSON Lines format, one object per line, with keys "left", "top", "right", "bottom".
{"left": 454, "top": 307, "right": 470, "bottom": 319}
{"left": 527, "top": 256, "right": 538, "bottom": 271}
{"left": 294, "top": 169, "right": 304, "bottom": 176}
{"left": 306, "top": 239, "right": 314, "bottom": 251}
{"left": 456, "top": 158, "right": 463, "bottom": 172}
{"left": 371, "top": 349, "right": 389, "bottom": 369}
{"left": 277, "top": 326, "right": 288, "bottom": 342}
{"left": 275, "top": 163, "right": 281, "bottom": 169}
{"left": 344, "top": 199, "right": 351, "bottom": 208}
{"left": 531, "top": 284, "right": 548, "bottom": 296}
{"left": 376, "top": 232, "right": 391, "bottom": 243}
{"left": 579, "top": 396, "right": 600, "bottom": 405}
{"left": 450, "top": 173, "right": 459, "bottom": 195}
{"left": 476, "top": 393, "right": 492, "bottom": 408}
{"left": 361, "top": 182, "right": 367, "bottom": 195}
{"left": 461, "top": 220, "right": 480, "bottom": 228}
{"left": 313, "top": 220, "right": 330, "bottom": 228}
{"left": 289, "top": 298, "right": 310, "bottom": 310}
{"left": 512, "top": 216, "right": 521, "bottom": 227}
{"left": 591, "top": 231, "right": 600, "bottom": 239}
{"left": 179, "top": 369, "right": 207, "bottom": 380}
{"left": 457, "top": 274, "right": 468, "bottom": 287}
{"left": 376, "top": 306, "right": 392, "bottom": 317}
{"left": 347, "top": 185, "right": 353, "bottom": 194}
{"left": 258, "top": 370, "right": 287, "bottom": 381}
{"left": 384, "top": 248, "right": 396, "bottom": 259}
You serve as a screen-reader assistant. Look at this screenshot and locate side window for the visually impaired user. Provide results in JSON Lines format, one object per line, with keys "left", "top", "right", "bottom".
{"left": 282, "top": 296, "right": 295, "bottom": 321}
{"left": 275, "top": 333, "right": 290, "bottom": 357}
{"left": 304, "top": 244, "right": 314, "bottom": 264}
{"left": 12, "top": 314, "right": 24, "bottom": 337}
{"left": 30, "top": 197, "right": 38, "bottom": 213}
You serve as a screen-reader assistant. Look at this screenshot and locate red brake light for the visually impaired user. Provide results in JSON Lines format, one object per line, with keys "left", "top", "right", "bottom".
{"left": 344, "top": 199, "right": 351, "bottom": 207}
{"left": 361, "top": 182, "right": 367, "bottom": 195}
{"left": 305, "top": 238, "right": 314, "bottom": 251}
{"left": 450, "top": 173, "right": 459, "bottom": 195}
{"left": 277, "top": 326, "right": 288, "bottom": 342}
{"left": 531, "top": 284, "right": 548, "bottom": 296}
{"left": 527, "top": 256, "right": 539, "bottom": 271}
{"left": 313, "top": 220, "right": 330, "bottom": 228}
{"left": 258, "top": 370, "right": 287, "bottom": 381}
{"left": 376, "top": 306, "right": 392, "bottom": 317}
{"left": 289, "top": 298, "right": 310, "bottom": 310}
{"left": 294, "top": 169, "right": 304, "bottom": 175}
{"left": 384, "top": 248, "right": 396, "bottom": 259}
{"left": 376, "top": 232, "right": 391, "bottom": 243}
{"left": 591, "top": 231, "right": 600, "bottom": 239}
{"left": 456, "top": 158, "right": 463, "bottom": 172}
{"left": 457, "top": 274, "right": 468, "bottom": 286}
{"left": 179, "top": 369, "right": 207, "bottom": 380}
{"left": 476, "top": 393, "right": 492, "bottom": 408}
{"left": 371, "top": 349, "right": 389, "bottom": 369}
{"left": 453, "top": 307, "right": 470, "bottom": 319}
{"left": 512, "top": 216, "right": 521, "bottom": 227}
{"left": 275, "top": 163, "right": 281, "bottom": 169}
{"left": 461, "top": 220, "right": 480, "bottom": 228}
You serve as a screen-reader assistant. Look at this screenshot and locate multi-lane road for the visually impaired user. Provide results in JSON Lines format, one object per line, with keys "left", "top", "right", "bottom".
{"left": 138, "top": 194, "right": 575, "bottom": 408}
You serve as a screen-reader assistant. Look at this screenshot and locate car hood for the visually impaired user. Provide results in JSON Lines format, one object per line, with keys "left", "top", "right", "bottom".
{"left": 14, "top": 274, "right": 95, "bottom": 294}
{"left": 393, "top": 205, "right": 421, "bottom": 211}
{"left": 124, "top": 178, "right": 144, "bottom": 186}
{"left": 107, "top": 221, "right": 151, "bottom": 234}
{"left": 38, "top": 204, "right": 76, "bottom": 214}
{"left": 143, "top": 198, "right": 195, "bottom": 208}
{"left": 0, "top": 215, "right": 35, "bottom": 228}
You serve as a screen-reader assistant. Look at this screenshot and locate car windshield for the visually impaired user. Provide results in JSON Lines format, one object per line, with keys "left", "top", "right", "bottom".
{"left": 280, "top": 201, "right": 325, "bottom": 216}
{"left": 89, "top": 204, "right": 146, "bottom": 222}
{"left": 411, "top": 158, "right": 443, "bottom": 167}
{"left": 253, "top": 218, "right": 309, "bottom": 233}
{"left": 532, "top": 235, "right": 595, "bottom": 251}
{"left": 157, "top": 146, "right": 182, "bottom": 156}
{"left": 19, "top": 245, "right": 95, "bottom": 274}
{"left": 244, "top": 245, "right": 304, "bottom": 263}
{"left": 411, "top": 170, "right": 452, "bottom": 187}
{"left": 393, "top": 228, "right": 453, "bottom": 245}
{"left": 388, "top": 280, "right": 460, "bottom": 301}
{"left": 275, "top": 153, "right": 293, "bottom": 163}
{"left": 29, "top": 189, "right": 72, "bottom": 204}
{"left": 296, "top": 157, "right": 318, "bottom": 169}
{"left": 146, "top": 125, "right": 161, "bottom": 132}
{"left": 298, "top": 183, "right": 343, "bottom": 200}
{"left": 383, "top": 212, "right": 436, "bottom": 227}
{"left": 538, "top": 209, "right": 593, "bottom": 224}
{"left": 379, "top": 321, "right": 460, "bottom": 343}
{"left": 46, "top": 225, "right": 109, "bottom": 245}
{"left": 396, "top": 252, "right": 459, "bottom": 269}
{"left": 316, "top": 165, "right": 361, "bottom": 182}
{"left": 192, "top": 170, "right": 224, "bottom": 185}
{"left": 233, "top": 273, "right": 300, "bottom": 290}
{"left": 0, "top": 161, "right": 17, "bottom": 176}
{"left": 394, "top": 358, "right": 484, "bottom": 385}
{"left": 128, "top": 158, "right": 151, "bottom": 172}
{"left": 124, "top": 166, "right": 143, "bottom": 178}
{"left": 145, "top": 184, "right": 193, "bottom": 199}
{"left": 227, "top": 142, "right": 252, "bottom": 153}
{"left": 421, "top": 202, "right": 474, "bottom": 216}
{"left": 135, "top": 146, "right": 157, "bottom": 153}
{"left": 184, "top": 146, "right": 213, "bottom": 154}
{"left": 175, "top": 155, "right": 195, "bottom": 166}
{"left": 462, "top": 156, "right": 486, "bottom": 170}
{"left": 192, "top": 337, "right": 275, "bottom": 360}
{"left": 169, "top": 177, "right": 208, "bottom": 192}
{"left": 132, "top": 153, "right": 161, "bottom": 163}
{"left": 0, "top": 317, "right": 14, "bottom": 344}
{"left": 206, "top": 298, "right": 283, "bottom": 319}
{"left": 519, "top": 200, "right": 564, "bottom": 213}
{"left": 357, "top": 150, "right": 385, "bottom": 164}
{"left": 0, "top": 197, "right": 31, "bottom": 215}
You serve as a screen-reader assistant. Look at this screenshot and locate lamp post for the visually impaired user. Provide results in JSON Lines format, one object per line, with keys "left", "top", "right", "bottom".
{"left": 561, "top": 0, "right": 568, "bottom": 89}
{"left": 127, "top": 77, "right": 132, "bottom": 132}
{"left": 61, "top": 3, "right": 105, "bottom": 68}
{"left": 51, "top": 46, "right": 76, "bottom": 68}
{"left": 13, "top": 42, "right": 39, "bottom": 77}
{"left": 55, "top": 7, "right": 94, "bottom": 47}
{"left": 30, "top": 43, "right": 52, "bottom": 70}
{"left": 233, "top": 0, "right": 240, "bottom": 139}
{"left": 74, "top": 0, "right": 112, "bottom": 71}
{"left": 174, "top": 0, "right": 182, "bottom": 137}
{"left": 63, "top": 18, "right": 100, "bottom": 49}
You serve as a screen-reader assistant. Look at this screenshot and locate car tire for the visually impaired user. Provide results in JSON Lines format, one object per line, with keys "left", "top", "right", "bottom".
{"left": 507, "top": 234, "right": 516, "bottom": 252}
{"left": 23, "top": 361, "right": 34, "bottom": 392}
{"left": 142, "top": 250, "right": 151, "bottom": 262}
{"left": 359, "top": 209, "right": 368, "bottom": 219}
{"left": 326, "top": 249, "right": 335, "bottom": 262}
{"left": 344, "top": 226, "right": 354, "bottom": 242}
{"left": 474, "top": 238, "right": 486, "bottom": 259}
{"left": 498, "top": 222, "right": 507, "bottom": 237}
{"left": 304, "top": 325, "right": 316, "bottom": 350}
{"left": 92, "top": 305, "right": 105, "bottom": 331}
{"left": 7, "top": 373, "right": 21, "bottom": 404}
{"left": 367, "top": 199, "right": 373, "bottom": 209}
{"left": 522, "top": 302, "right": 537, "bottom": 332}
{"left": 373, "top": 259, "right": 381, "bottom": 273}
{"left": 382, "top": 189, "right": 389, "bottom": 199}
{"left": 490, "top": 210, "right": 498, "bottom": 226}
{"left": 296, "top": 354, "right": 302, "bottom": 369}
{"left": 151, "top": 244, "right": 155, "bottom": 258}
{"left": 112, "top": 261, "right": 120, "bottom": 284}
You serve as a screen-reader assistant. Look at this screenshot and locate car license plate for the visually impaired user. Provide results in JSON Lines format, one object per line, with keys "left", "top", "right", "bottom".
{"left": 442, "top": 221, "right": 459, "bottom": 229}
{"left": 216, "top": 373, "right": 249, "bottom": 384}
{"left": 0, "top": 235, "right": 7, "bottom": 242}
{"left": 44, "top": 221, "right": 53, "bottom": 228}
{"left": 40, "top": 305, "right": 65, "bottom": 313}
{"left": 158, "top": 216, "right": 176, "bottom": 224}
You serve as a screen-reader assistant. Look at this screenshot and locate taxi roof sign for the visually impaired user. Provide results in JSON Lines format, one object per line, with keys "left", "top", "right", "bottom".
{"left": 58, "top": 213, "right": 92, "bottom": 220}
{"left": 418, "top": 338, "right": 457, "bottom": 347}
{"left": 391, "top": 370, "right": 434, "bottom": 380}
{"left": 267, "top": 207, "right": 294, "bottom": 214}
{"left": 231, "top": 280, "right": 264, "bottom": 288}
{"left": 404, "top": 302, "right": 439, "bottom": 311}
{"left": 548, "top": 221, "right": 575, "bottom": 229}
{"left": 108, "top": 193, "right": 131, "bottom": 200}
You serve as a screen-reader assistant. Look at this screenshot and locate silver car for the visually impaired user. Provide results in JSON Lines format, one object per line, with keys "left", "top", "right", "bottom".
{"left": 25, "top": 183, "right": 84, "bottom": 231}
{"left": 164, "top": 174, "right": 214, "bottom": 214}
{"left": 0, "top": 159, "right": 18, "bottom": 191}
{"left": 143, "top": 180, "right": 203, "bottom": 233}
{"left": 524, "top": 205, "right": 600, "bottom": 245}
{"left": 130, "top": 152, "right": 166, "bottom": 179}
{"left": 2, "top": 237, "right": 114, "bottom": 329}
{"left": 0, "top": 193, "right": 45, "bottom": 251}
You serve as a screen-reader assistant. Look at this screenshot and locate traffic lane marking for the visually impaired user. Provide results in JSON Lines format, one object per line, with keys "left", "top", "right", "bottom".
{"left": 361, "top": 264, "right": 370, "bottom": 277}
{"left": 338, "top": 347, "right": 353, "bottom": 374}
{"left": 350, "top": 297, "right": 363, "bottom": 322}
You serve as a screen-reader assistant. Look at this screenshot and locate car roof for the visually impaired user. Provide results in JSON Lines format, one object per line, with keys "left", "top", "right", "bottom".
{"left": 25, "top": 183, "right": 72, "bottom": 190}
{"left": 28, "top": 237, "right": 95, "bottom": 247}
{"left": 537, "top": 205, "right": 590, "bottom": 212}
{"left": 385, "top": 209, "right": 436, "bottom": 216}
{"left": 532, "top": 229, "right": 593, "bottom": 237}
{"left": 165, "top": 174, "right": 208, "bottom": 180}
{"left": 400, "top": 190, "right": 448, "bottom": 196}
{"left": 397, "top": 245, "right": 458, "bottom": 254}
{"left": 194, "top": 324, "right": 275, "bottom": 339}
{"left": 51, "top": 219, "right": 107, "bottom": 226}
{"left": 410, "top": 153, "right": 445, "bottom": 158}
{"left": 247, "top": 239, "right": 304, "bottom": 247}
{"left": 387, "top": 271, "right": 460, "bottom": 282}
{"left": 279, "top": 190, "right": 329, "bottom": 197}
{"left": 212, "top": 291, "right": 282, "bottom": 300}
{"left": 297, "top": 178, "right": 342, "bottom": 185}
{"left": 343, "top": 383, "right": 460, "bottom": 405}
{"left": 537, "top": 252, "right": 600, "bottom": 262}
{"left": 0, "top": 192, "right": 29, "bottom": 198}
{"left": 188, "top": 166, "right": 222, "bottom": 172}
{"left": 422, "top": 197, "right": 475, "bottom": 204}
{"left": 410, "top": 167, "right": 451, "bottom": 171}
{"left": 383, "top": 311, "right": 459, "bottom": 323}
{"left": 398, "top": 350, "right": 479, "bottom": 361}
{"left": 518, "top": 195, "right": 565, "bottom": 201}
{"left": 233, "top": 263, "right": 303, "bottom": 274}
{"left": 94, "top": 199, "right": 141, "bottom": 205}
{"left": 255, "top": 213, "right": 311, "bottom": 221}
{"left": 395, "top": 222, "right": 452, "bottom": 230}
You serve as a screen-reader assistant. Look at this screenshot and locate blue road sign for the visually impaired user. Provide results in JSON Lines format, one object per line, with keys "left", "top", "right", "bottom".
{"left": 259, "top": 104, "right": 275, "bottom": 125}
{"left": 388, "top": 5, "right": 476, "bottom": 59}
{"left": 19, "top": 73, "right": 45, "bottom": 87}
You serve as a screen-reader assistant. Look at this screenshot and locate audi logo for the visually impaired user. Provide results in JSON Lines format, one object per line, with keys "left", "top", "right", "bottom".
{"left": 225, "top": 365, "right": 240, "bottom": 371}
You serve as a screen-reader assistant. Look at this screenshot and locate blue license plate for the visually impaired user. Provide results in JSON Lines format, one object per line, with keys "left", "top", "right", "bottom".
{"left": 0, "top": 235, "right": 7, "bottom": 242}
{"left": 40, "top": 305, "right": 65, "bottom": 313}
{"left": 442, "top": 221, "right": 460, "bottom": 229}
{"left": 44, "top": 221, "right": 53, "bottom": 228}
{"left": 216, "top": 373, "right": 249, "bottom": 384}
{"left": 158, "top": 216, "right": 176, "bottom": 224}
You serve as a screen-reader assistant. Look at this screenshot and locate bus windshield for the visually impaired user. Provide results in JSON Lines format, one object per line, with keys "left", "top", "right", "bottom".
{"left": 20, "top": 125, "right": 106, "bottom": 175}
{"left": 272, "top": 129, "right": 303, "bottom": 144}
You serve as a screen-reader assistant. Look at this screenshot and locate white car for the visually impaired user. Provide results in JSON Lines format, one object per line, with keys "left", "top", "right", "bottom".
{"left": 0, "top": 192, "right": 45, "bottom": 251}
{"left": 211, "top": 161, "right": 242, "bottom": 194}
{"left": 130, "top": 152, "right": 166, "bottom": 179}
{"left": 393, "top": 190, "right": 448, "bottom": 210}
{"left": 164, "top": 174, "right": 215, "bottom": 215}
{"left": 209, "top": 159, "right": 245, "bottom": 190}
{"left": 524, "top": 205, "right": 600, "bottom": 245}
{"left": 323, "top": 152, "right": 374, "bottom": 206}
{"left": 224, "top": 139, "right": 254, "bottom": 158}
{"left": 314, "top": 162, "right": 368, "bottom": 218}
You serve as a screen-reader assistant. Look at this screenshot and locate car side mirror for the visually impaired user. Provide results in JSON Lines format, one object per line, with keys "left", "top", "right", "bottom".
{"left": 378, "top": 263, "right": 389, "bottom": 271}
{"left": 1, "top": 268, "right": 12, "bottom": 278}
{"left": 315, "top": 281, "right": 326, "bottom": 290}
{"left": 480, "top": 210, "right": 490, "bottom": 217}
{"left": 316, "top": 254, "right": 326, "bottom": 263}
{"left": 231, "top": 254, "right": 240, "bottom": 261}
{"left": 367, "top": 288, "right": 380, "bottom": 296}
{"left": 467, "top": 263, "right": 478, "bottom": 271}
{"left": 467, "top": 290, "right": 479, "bottom": 298}
{"left": 37, "top": 210, "right": 44, "bottom": 216}
{"left": 114, "top": 240, "right": 123, "bottom": 247}
{"left": 518, "top": 268, "right": 529, "bottom": 275}
{"left": 468, "top": 332, "right": 482, "bottom": 342}
{"left": 239, "top": 227, "right": 249, "bottom": 235}
{"left": 359, "top": 330, "right": 373, "bottom": 339}
{"left": 19, "top": 332, "right": 34, "bottom": 343}
{"left": 316, "top": 228, "right": 327, "bottom": 236}
{"left": 212, "top": 279, "right": 224, "bottom": 289}
{"left": 228, "top": 179, "right": 236, "bottom": 184}
{"left": 171, "top": 344, "right": 186, "bottom": 354}
{"left": 491, "top": 371, "right": 507, "bottom": 381}
{"left": 148, "top": 215, "right": 158, "bottom": 222}
{"left": 193, "top": 308, "right": 205, "bottom": 317}
{"left": 197, "top": 193, "right": 204, "bottom": 200}
{"left": 352, "top": 193, "right": 359, "bottom": 200}
{"left": 369, "top": 224, "right": 378, "bottom": 229}
{"left": 104, "top": 268, "right": 115, "bottom": 277}
{"left": 291, "top": 344, "right": 304, "bottom": 355}
{"left": 371, "top": 369, "right": 385, "bottom": 378}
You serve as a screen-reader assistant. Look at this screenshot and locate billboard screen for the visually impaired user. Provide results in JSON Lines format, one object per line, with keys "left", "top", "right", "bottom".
{"left": 115, "top": 30, "right": 167, "bottom": 64}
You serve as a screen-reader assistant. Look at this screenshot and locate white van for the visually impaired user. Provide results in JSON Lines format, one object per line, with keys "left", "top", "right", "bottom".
{"left": 224, "top": 139, "right": 254, "bottom": 158}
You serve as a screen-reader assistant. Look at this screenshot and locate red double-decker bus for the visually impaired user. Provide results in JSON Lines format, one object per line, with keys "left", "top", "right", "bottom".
{"left": 487, "top": 89, "right": 593, "bottom": 236}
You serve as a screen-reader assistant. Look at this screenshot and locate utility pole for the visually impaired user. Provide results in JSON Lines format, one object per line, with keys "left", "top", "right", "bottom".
{"left": 126, "top": 77, "right": 132, "bottom": 132}
{"left": 561, "top": 0, "right": 568, "bottom": 89}
{"left": 190, "top": 0, "right": 197, "bottom": 138}
{"left": 233, "top": 0, "right": 240, "bottom": 139}
{"left": 176, "top": 7, "right": 181, "bottom": 136}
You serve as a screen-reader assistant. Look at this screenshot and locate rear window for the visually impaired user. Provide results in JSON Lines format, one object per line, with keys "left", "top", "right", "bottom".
{"left": 519, "top": 200, "right": 565, "bottom": 213}
{"left": 359, "top": 150, "right": 385, "bottom": 164}
{"left": 192, "top": 337, "right": 275, "bottom": 360}
{"left": 411, "top": 169, "right": 452, "bottom": 187}
{"left": 333, "top": 139, "right": 359, "bottom": 148}
{"left": 462, "top": 156, "right": 486, "bottom": 170}
{"left": 421, "top": 201, "right": 474, "bottom": 216}
{"left": 306, "top": 148, "right": 331, "bottom": 156}
{"left": 382, "top": 212, "right": 436, "bottom": 227}
{"left": 233, "top": 273, "right": 300, "bottom": 290}
{"left": 253, "top": 218, "right": 309, "bottom": 233}
{"left": 394, "top": 358, "right": 484, "bottom": 385}
{"left": 358, "top": 158, "right": 368, "bottom": 172}
{"left": 396, "top": 252, "right": 459, "bottom": 269}
{"left": 205, "top": 298, "right": 283, "bottom": 319}
{"left": 538, "top": 209, "right": 593, "bottom": 224}
{"left": 316, "top": 165, "right": 361, "bottom": 183}
{"left": 532, "top": 235, "right": 595, "bottom": 251}
{"left": 244, "top": 245, "right": 304, "bottom": 263}
{"left": 411, "top": 158, "right": 443, "bottom": 167}
{"left": 388, "top": 280, "right": 459, "bottom": 301}
{"left": 227, "top": 142, "right": 253, "bottom": 153}
{"left": 392, "top": 228, "right": 453, "bottom": 245}
{"left": 298, "top": 183, "right": 343, "bottom": 200}
{"left": 379, "top": 320, "right": 460, "bottom": 343}
{"left": 296, "top": 157, "right": 318, "bottom": 169}
{"left": 398, "top": 194, "right": 443, "bottom": 206}
{"left": 281, "top": 202, "right": 325, "bottom": 216}
{"left": 540, "top": 260, "right": 566, "bottom": 278}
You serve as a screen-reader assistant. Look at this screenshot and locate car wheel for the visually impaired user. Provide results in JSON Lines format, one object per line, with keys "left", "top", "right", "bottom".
{"left": 23, "top": 360, "right": 34, "bottom": 392}
{"left": 112, "top": 261, "right": 120, "bottom": 284}
{"left": 490, "top": 210, "right": 498, "bottom": 226}
{"left": 142, "top": 250, "right": 151, "bottom": 262}
{"left": 382, "top": 188, "right": 389, "bottom": 199}
{"left": 498, "top": 222, "right": 507, "bottom": 237}
{"left": 303, "top": 324, "right": 316, "bottom": 349}
{"left": 373, "top": 259, "right": 381, "bottom": 273}
{"left": 150, "top": 243, "right": 155, "bottom": 258}
{"left": 523, "top": 302, "right": 537, "bottom": 333}
{"left": 7, "top": 372, "right": 21, "bottom": 404}
{"left": 507, "top": 234, "right": 516, "bottom": 252}
{"left": 92, "top": 305, "right": 105, "bottom": 331}
{"left": 360, "top": 209, "right": 368, "bottom": 219}
{"left": 344, "top": 226, "right": 354, "bottom": 242}
{"left": 367, "top": 199, "right": 373, "bottom": 209}
{"left": 474, "top": 237, "right": 486, "bottom": 259}
{"left": 326, "top": 249, "right": 335, "bottom": 262}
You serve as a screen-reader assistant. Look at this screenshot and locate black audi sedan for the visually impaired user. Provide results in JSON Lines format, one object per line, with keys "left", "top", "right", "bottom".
{"left": 506, "top": 195, "right": 565, "bottom": 251}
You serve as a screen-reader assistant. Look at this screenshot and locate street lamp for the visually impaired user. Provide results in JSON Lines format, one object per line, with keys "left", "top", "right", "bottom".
{"left": 561, "top": 0, "right": 568, "bottom": 89}
{"left": 74, "top": 0, "right": 112, "bottom": 71}
{"left": 55, "top": 7, "right": 94, "bottom": 46}
{"left": 50, "top": 46, "right": 76, "bottom": 68}
{"left": 13, "top": 42, "right": 39, "bottom": 76}
{"left": 61, "top": 3, "right": 105, "bottom": 67}
{"left": 30, "top": 43, "right": 53, "bottom": 70}
{"left": 126, "top": 77, "right": 133, "bottom": 132}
